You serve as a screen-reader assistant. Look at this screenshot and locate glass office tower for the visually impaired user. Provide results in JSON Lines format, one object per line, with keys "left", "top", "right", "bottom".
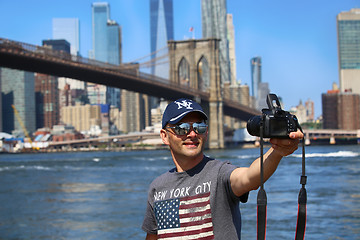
{"left": 52, "top": 18, "right": 85, "bottom": 91}
{"left": 201, "top": 0, "right": 230, "bottom": 83}
{"left": 92, "top": 2, "right": 110, "bottom": 62}
{"left": 337, "top": 8, "right": 360, "bottom": 94}
{"left": 150, "top": 0, "right": 174, "bottom": 79}
{"left": 1, "top": 69, "right": 36, "bottom": 134}
{"left": 107, "top": 20, "right": 122, "bottom": 65}
{"left": 52, "top": 18, "right": 80, "bottom": 56}
{"left": 250, "top": 56, "right": 262, "bottom": 98}
{"left": 90, "top": 2, "right": 121, "bottom": 108}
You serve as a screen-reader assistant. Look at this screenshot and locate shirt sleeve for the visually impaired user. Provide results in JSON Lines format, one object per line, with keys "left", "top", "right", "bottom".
{"left": 220, "top": 161, "right": 249, "bottom": 203}
{"left": 142, "top": 189, "right": 158, "bottom": 234}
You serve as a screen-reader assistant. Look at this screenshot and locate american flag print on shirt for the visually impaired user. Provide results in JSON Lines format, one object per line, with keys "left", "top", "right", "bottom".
{"left": 154, "top": 192, "right": 214, "bottom": 239}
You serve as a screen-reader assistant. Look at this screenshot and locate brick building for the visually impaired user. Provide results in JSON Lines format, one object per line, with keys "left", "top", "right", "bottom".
{"left": 35, "top": 73, "right": 59, "bottom": 129}
{"left": 322, "top": 90, "right": 360, "bottom": 129}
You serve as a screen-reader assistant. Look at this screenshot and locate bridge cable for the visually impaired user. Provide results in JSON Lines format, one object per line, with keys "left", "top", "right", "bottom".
{"left": 128, "top": 45, "right": 169, "bottom": 63}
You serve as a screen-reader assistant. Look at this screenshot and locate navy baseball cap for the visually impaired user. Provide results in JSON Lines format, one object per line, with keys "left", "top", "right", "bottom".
{"left": 162, "top": 98, "right": 208, "bottom": 128}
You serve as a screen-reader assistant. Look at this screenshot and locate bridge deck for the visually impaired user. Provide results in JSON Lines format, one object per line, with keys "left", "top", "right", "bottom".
{"left": 0, "top": 38, "right": 260, "bottom": 121}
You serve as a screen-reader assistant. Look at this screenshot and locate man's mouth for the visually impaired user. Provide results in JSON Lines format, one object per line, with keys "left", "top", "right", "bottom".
{"left": 183, "top": 141, "right": 199, "bottom": 147}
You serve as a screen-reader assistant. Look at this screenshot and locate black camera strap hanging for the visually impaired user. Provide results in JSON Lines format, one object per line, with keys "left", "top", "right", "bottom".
{"left": 256, "top": 123, "right": 307, "bottom": 240}
{"left": 257, "top": 122, "right": 267, "bottom": 240}
{"left": 295, "top": 127, "right": 307, "bottom": 240}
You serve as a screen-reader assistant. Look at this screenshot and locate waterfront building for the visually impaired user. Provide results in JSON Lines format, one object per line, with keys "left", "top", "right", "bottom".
{"left": 109, "top": 105, "right": 122, "bottom": 134}
{"left": 201, "top": 0, "right": 230, "bottom": 84}
{"left": 337, "top": 8, "right": 360, "bottom": 94}
{"left": 1, "top": 68, "right": 36, "bottom": 134}
{"left": 51, "top": 124, "right": 84, "bottom": 141}
{"left": 121, "top": 90, "right": 146, "bottom": 133}
{"left": 305, "top": 98, "right": 315, "bottom": 122}
{"left": 61, "top": 103, "right": 101, "bottom": 133}
{"left": 151, "top": 107, "right": 162, "bottom": 127}
{"left": 322, "top": 90, "right": 360, "bottom": 130}
{"left": 290, "top": 100, "right": 307, "bottom": 124}
{"left": 35, "top": 73, "right": 59, "bottom": 129}
{"left": 41, "top": 40, "right": 70, "bottom": 129}
{"left": 223, "top": 81, "right": 244, "bottom": 129}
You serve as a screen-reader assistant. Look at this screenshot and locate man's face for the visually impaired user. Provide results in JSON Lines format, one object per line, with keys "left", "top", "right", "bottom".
{"left": 161, "top": 112, "right": 208, "bottom": 162}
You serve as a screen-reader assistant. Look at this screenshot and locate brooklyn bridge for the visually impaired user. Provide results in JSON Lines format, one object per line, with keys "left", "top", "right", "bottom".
{"left": 0, "top": 37, "right": 260, "bottom": 148}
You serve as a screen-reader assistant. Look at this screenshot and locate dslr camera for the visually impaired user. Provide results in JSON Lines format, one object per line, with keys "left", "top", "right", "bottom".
{"left": 247, "top": 93, "right": 299, "bottom": 138}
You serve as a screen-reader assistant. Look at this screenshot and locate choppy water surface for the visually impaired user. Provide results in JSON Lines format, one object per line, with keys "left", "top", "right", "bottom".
{"left": 0, "top": 145, "right": 359, "bottom": 239}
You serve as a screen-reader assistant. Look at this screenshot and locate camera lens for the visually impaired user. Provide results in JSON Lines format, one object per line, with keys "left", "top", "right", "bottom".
{"left": 246, "top": 115, "right": 262, "bottom": 137}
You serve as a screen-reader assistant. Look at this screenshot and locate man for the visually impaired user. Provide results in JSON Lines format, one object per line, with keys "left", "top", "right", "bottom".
{"left": 142, "top": 98, "right": 303, "bottom": 239}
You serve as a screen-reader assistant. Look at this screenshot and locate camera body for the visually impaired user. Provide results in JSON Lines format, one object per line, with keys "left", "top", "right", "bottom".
{"left": 247, "top": 93, "right": 299, "bottom": 138}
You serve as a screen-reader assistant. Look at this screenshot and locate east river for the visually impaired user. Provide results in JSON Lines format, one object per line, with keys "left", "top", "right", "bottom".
{"left": 0, "top": 144, "right": 359, "bottom": 239}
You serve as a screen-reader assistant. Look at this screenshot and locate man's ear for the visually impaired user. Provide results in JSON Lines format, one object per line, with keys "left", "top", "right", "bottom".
{"left": 160, "top": 129, "right": 170, "bottom": 146}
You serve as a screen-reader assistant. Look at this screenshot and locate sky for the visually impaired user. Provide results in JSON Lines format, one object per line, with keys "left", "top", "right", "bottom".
{"left": 0, "top": 0, "right": 359, "bottom": 118}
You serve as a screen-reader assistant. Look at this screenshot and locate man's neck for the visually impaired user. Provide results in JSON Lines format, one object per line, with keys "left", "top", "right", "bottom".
{"left": 172, "top": 154, "right": 204, "bottom": 172}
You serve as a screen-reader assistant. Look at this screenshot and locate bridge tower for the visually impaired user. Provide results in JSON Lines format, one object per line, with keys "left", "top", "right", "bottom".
{"left": 168, "top": 38, "right": 224, "bottom": 149}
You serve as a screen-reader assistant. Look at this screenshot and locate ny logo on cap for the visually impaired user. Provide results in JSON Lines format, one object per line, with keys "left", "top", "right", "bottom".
{"left": 174, "top": 100, "right": 193, "bottom": 110}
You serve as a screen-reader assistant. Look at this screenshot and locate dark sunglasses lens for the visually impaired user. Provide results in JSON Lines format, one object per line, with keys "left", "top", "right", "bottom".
{"left": 194, "top": 123, "right": 207, "bottom": 134}
{"left": 175, "top": 123, "right": 190, "bottom": 135}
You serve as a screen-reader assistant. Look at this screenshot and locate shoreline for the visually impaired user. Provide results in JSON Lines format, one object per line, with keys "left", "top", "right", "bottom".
{"left": 2, "top": 139, "right": 359, "bottom": 154}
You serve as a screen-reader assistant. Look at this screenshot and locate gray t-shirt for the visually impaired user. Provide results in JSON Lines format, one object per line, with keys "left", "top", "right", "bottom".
{"left": 142, "top": 156, "right": 248, "bottom": 239}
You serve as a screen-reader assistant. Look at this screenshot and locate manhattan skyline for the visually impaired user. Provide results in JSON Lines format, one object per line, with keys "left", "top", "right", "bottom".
{"left": 0, "top": 0, "right": 358, "bottom": 118}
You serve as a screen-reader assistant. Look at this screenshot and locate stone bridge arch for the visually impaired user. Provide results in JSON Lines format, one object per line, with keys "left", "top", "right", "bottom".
{"left": 168, "top": 38, "right": 224, "bottom": 148}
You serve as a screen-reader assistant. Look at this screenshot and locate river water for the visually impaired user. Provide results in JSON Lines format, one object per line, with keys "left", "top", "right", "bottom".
{"left": 0, "top": 144, "right": 359, "bottom": 239}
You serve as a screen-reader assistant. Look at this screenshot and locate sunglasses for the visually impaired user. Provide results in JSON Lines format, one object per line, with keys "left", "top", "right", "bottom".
{"left": 166, "top": 122, "right": 208, "bottom": 136}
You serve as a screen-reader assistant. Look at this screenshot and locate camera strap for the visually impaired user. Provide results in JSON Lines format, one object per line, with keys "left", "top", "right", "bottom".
{"left": 257, "top": 124, "right": 307, "bottom": 240}
{"left": 295, "top": 131, "right": 307, "bottom": 240}
{"left": 257, "top": 123, "right": 267, "bottom": 240}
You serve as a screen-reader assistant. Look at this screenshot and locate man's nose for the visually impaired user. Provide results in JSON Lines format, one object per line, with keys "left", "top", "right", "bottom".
{"left": 187, "top": 127, "right": 197, "bottom": 137}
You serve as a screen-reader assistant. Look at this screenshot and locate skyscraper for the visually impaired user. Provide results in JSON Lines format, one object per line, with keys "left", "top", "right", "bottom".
{"left": 201, "top": 0, "right": 230, "bottom": 84}
{"left": 92, "top": 2, "right": 110, "bottom": 63}
{"left": 52, "top": 18, "right": 85, "bottom": 91}
{"left": 1, "top": 68, "right": 36, "bottom": 134}
{"left": 106, "top": 20, "right": 122, "bottom": 109}
{"left": 52, "top": 18, "right": 80, "bottom": 56}
{"left": 150, "top": 0, "right": 174, "bottom": 79}
{"left": 227, "top": 13, "right": 237, "bottom": 85}
{"left": 107, "top": 20, "right": 122, "bottom": 65}
{"left": 322, "top": 91, "right": 360, "bottom": 130}
{"left": 337, "top": 8, "right": 360, "bottom": 94}
{"left": 35, "top": 73, "right": 59, "bottom": 129}
{"left": 250, "top": 56, "right": 262, "bottom": 98}
{"left": 89, "top": 2, "right": 121, "bottom": 108}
